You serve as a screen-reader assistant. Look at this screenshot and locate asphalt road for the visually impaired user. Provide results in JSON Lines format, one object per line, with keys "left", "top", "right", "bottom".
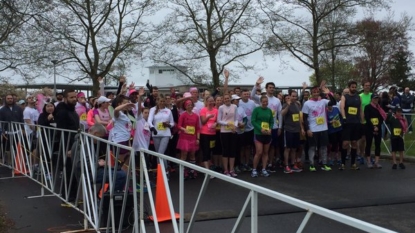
{"left": 0, "top": 160, "right": 414, "bottom": 233}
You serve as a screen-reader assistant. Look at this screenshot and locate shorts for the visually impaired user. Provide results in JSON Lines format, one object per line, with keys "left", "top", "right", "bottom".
{"left": 342, "top": 123, "right": 361, "bottom": 141}
{"left": 242, "top": 130, "right": 254, "bottom": 147}
{"left": 271, "top": 128, "right": 279, "bottom": 147}
{"left": 391, "top": 137, "right": 404, "bottom": 152}
{"left": 284, "top": 131, "right": 300, "bottom": 149}
{"left": 308, "top": 130, "right": 329, "bottom": 147}
{"left": 359, "top": 124, "right": 366, "bottom": 139}
{"left": 254, "top": 134, "right": 272, "bottom": 145}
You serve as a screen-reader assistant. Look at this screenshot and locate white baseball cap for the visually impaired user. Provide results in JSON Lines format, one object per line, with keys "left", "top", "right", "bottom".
{"left": 97, "top": 96, "right": 111, "bottom": 104}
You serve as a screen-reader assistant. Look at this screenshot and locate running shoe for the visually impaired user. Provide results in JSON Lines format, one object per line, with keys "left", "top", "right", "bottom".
{"left": 267, "top": 164, "right": 277, "bottom": 173}
{"left": 350, "top": 164, "right": 360, "bottom": 170}
{"left": 339, "top": 164, "right": 345, "bottom": 170}
{"left": 291, "top": 165, "right": 302, "bottom": 173}
{"left": 224, "top": 171, "right": 231, "bottom": 177}
{"left": 261, "top": 169, "right": 270, "bottom": 177}
{"left": 295, "top": 161, "right": 303, "bottom": 169}
{"left": 239, "top": 164, "right": 247, "bottom": 172}
{"left": 321, "top": 165, "right": 332, "bottom": 171}
{"left": 367, "top": 163, "right": 373, "bottom": 169}
{"left": 229, "top": 170, "right": 238, "bottom": 177}
{"left": 399, "top": 163, "right": 406, "bottom": 169}
{"left": 309, "top": 165, "right": 316, "bottom": 172}
{"left": 234, "top": 166, "right": 241, "bottom": 173}
{"left": 374, "top": 163, "right": 382, "bottom": 169}
{"left": 284, "top": 166, "right": 292, "bottom": 174}
{"left": 392, "top": 164, "right": 397, "bottom": 170}
{"left": 244, "top": 164, "right": 253, "bottom": 172}
{"left": 251, "top": 169, "right": 258, "bottom": 178}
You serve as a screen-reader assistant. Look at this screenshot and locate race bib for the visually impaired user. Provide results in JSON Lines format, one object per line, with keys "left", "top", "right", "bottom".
{"left": 370, "top": 118, "right": 379, "bottom": 126}
{"left": 393, "top": 128, "right": 402, "bottom": 136}
{"left": 80, "top": 113, "right": 87, "bottom": 121}
{"left": 210, "top": 140, "right": 215, "bottom": 148}
{"left": 272, "top": 110, "right": 276, "bottom": 118}
{"left": 216, "top": 124, "right": 220, "bottom": 130}
{"left": 348, "top": 107, "right": 358, "bottom": 115}
{"left": 186, "top": 126, "right": 195, "bottom": 135}
{"left": 292, "top": 114, "right": 299, "bottom": 122}
{"left": 261, "top": 122, "right": 270, "bottom": 130}
{"left": 157, "top": 122, "right": 165, "bottom": 130}
{"left": 225, "top": 121, "right": 234, "bottom": 130}
{"left": 316, "top": 117, "right": 325, "bottom": 125}
{"left": 332, "top": 120, "right": 341, "bottom": 128}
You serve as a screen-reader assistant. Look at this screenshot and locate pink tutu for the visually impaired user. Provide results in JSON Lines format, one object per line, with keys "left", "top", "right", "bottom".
{"left": 176, "top": 137, "right": 199, "bottom": 152}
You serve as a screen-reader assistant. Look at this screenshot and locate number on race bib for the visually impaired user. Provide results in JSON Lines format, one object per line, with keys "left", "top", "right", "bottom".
{"left": 348, "top": 107, "right": 358, "bottom": 115}
{"left": 186, "top": 126, "right": 195, "bottom": 135}
{"left": 80, "top": 113, "right": 87, "bottom": 121}
{"left": 225, "top": 121, "right": 234, "bottom": 130}
{"left": 261, "top": 122, "right": 270, "bottom": 130}
{"left": 210, "top": 140, "right": 215, "bottom": 148}
{"left": 370, "top": 118, "right": 379, "bottom": 126}
{"left": 292, "top": 114, "right": 299, "bottom": 122}
{"left": 393, "top": 128, "right": 402, "bottom": 136}
{"left": 272, "top": 110, "right": 276, "bottom": 118}
{"left": 332, "top": 120, "right": 341, "bottom": 128}
{"left": 157, "top": 122, "right": 165, "bottom": 130}
{"left": 316, "top": 117, "right": 325, "bottom": 125}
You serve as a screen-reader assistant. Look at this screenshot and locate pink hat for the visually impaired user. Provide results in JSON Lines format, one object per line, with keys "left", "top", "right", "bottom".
{"left": 129, "top": 89, "right": 138, "bottom": 95}
{"left": 77, "top": 92, "right": 85, "bottom": 98}
{"left": 189, "top": 87, "right": 198, "bottom": 92}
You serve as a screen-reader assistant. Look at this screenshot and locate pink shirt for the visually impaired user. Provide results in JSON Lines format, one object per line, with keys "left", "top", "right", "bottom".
{"left": 199, "top": 107, "right": 218, "bottom": 135}
{"left": 178, "top": 111, "right": 200, "bottom": 140}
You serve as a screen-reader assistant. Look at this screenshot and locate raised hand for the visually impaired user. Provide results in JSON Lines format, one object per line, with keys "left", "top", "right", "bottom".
{"left": 129, "top": 82, "right": 135, "bottom": 90}
{"left": 119, "top": 75, "right": 126, "bottom": 83}
{"left": 138, "top": 87, "right": 145, "bottom": 96}
{"left": 302, "top": 82, "right": 307, "bottom": 89}
{"left": 223, "top": 69, "right": 230, "bottom": 79}
{"left": 98, "top": 76, "right": 103, "bottom": 83}
{"left": 256, "top": 76, "right": 264, "bottom": 85}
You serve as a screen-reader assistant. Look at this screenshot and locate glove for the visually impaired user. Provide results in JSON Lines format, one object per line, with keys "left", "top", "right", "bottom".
{"left": 150, "top": 127, "right": 158, "bottom": 135}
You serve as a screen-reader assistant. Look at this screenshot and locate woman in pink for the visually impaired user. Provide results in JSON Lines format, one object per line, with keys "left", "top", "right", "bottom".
{"left": 177, "top": 100, "right": 200, "bottom": 179}
{"left": 199, "top": 96, "right": 218, "bottom": 174}
{"left": 94, "top": 96, "right": 112, "bottom": 127}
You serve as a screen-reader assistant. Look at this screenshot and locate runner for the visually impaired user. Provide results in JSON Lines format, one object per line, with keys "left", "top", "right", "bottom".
{"left": 251, "top": 95, "right": 273, "bottom": 177}
{"left": 339, "top": 81, "right": 363, "bottom": 170}
{"left": 302, "top": 85, "right": 336, "bottom": 172}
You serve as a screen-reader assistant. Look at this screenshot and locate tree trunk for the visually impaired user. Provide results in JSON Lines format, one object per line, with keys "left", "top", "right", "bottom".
{"left": 91, "top": 76, "right": 100, "bottom": 96}
{"left": 209, "top": 51, "right": 220, "bottom": 88}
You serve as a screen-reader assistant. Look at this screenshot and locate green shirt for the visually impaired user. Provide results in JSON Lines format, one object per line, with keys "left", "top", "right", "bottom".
{"left": 360, "top": 92, "right": 372, "bottom": 123}
{"left": 251, "top": 106, "right": 274, "bottom": 135}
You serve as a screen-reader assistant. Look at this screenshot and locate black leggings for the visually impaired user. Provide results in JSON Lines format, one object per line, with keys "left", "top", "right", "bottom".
{"left": 220, "top": 132, "right": 237, "bottom": 158}
{"left": 200, "top": 134, "right": 216, "bottom": 162}
{"left": 365, "top": 129, "right": 381, "bottom": 157}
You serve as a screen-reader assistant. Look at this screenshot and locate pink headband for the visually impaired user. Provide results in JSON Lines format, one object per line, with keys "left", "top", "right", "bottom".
{"left": 189, "top": 87, "right": 198, "bottom": 92}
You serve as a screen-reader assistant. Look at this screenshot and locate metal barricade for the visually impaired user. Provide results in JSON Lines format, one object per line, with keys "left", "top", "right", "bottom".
{"left": 0, "top": 122, "right": 140, "bottom": 233}
{"left": 138, "top": 149, "right": 397, "bottom": 233}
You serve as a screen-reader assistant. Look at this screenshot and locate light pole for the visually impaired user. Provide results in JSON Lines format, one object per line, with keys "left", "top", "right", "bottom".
{"left": 51, "top": 60, "right": 58, "bottom": 99}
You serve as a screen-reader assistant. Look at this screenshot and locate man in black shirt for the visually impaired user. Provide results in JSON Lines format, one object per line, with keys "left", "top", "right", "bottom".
{"left": 55, "top": 89, "right": 80, "bottom": 203}
{"left": 0, "top": 94, "right": 24, "bottom": 162}
{"left": 339, "top": 81, "right": 364, "bottom": 170}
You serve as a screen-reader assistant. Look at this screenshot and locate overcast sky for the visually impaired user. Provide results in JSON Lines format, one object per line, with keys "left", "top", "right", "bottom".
{"left": 49, "top": 0, "right": 415, "bottom": 88}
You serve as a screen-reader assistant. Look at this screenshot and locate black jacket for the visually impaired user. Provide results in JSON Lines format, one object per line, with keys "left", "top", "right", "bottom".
{"left": 0, "top": 104, "right": 24, "bottom": 132}
{"left": 55, "top": 102, "right": 80, "bottom": 146}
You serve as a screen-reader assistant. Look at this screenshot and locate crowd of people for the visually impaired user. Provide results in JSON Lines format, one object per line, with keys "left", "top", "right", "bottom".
{"left": 0, "top": 73, "right": 412, "bottom": 195}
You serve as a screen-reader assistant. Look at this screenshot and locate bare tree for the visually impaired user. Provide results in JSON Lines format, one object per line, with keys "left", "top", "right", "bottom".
{"left": 26, "top": 0, "right": 156, "bottom": 95}
{"left": 260, "top": 0, "right": 388, "bottom": 85}
{"left": 152, "top": 0, "right": 266, "bottom": 88}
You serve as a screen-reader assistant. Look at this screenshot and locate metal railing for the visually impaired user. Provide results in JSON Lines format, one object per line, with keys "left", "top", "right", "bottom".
{"left": 138, "top": 149, "right": 397, "bottom": 233}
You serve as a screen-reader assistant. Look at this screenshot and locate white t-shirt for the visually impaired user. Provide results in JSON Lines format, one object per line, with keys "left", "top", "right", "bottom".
{"left": 148, "top": 107, "right": 175, "bottom": 137}
{"left": 23, "top": 107, "right": 38, "bottom": 135}
{"left": 235, "top": 106, "right": 247, "bottom": 135}
{"left": 238, "top": 99, "right": 256, "bottom": 132}
{"left": 302, "top": 99, "right": 330, "bottom": 132}
{"left": 110, "top": 111, "right": 132, "bottom": 143}
{"left": 193, "top": 100, "right": 205, "bottom": 116}
{"left": 267, "top": 96, "right": 282, "bottom": 129}
{"left": 132, "top": 114, "right": 151, "bottom": 151}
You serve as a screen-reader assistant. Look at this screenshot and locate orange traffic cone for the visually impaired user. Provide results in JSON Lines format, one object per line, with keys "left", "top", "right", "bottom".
{"left": 14, "top": 143, "right": 28, "bottom": 175}
{"left": 149, "top": 163, "right": 180, "bottom": 222}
